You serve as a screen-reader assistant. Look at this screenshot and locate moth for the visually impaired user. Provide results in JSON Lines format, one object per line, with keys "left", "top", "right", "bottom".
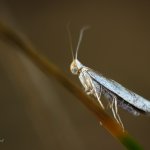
{"left": 68, "top": 26, "right": 150, "bottom": 129}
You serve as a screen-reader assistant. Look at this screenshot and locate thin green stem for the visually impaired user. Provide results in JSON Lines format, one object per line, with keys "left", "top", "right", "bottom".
{"left": 0, "top": 22, "right": 143, "bottom": 150}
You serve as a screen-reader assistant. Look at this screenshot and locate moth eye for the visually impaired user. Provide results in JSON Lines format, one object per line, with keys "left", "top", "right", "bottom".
{"left": 71, "top": 67, "right": 78, "bottom": 74}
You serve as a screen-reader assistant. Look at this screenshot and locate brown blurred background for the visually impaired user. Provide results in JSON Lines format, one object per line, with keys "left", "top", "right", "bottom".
{"left": 0, "top": 0, "right": 150, "bottom": 149}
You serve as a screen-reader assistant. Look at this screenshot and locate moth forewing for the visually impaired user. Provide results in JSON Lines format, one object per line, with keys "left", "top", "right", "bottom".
{"left": 87, "top": 69, "right": 150, "bottom": 113}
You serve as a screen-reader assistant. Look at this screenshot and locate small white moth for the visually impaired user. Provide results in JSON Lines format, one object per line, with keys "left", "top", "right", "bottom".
{"left": 68, "top": 26, "right": 150, "bottom": 129}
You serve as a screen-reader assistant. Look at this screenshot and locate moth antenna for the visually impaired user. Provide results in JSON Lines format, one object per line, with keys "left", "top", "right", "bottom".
{"left": 66, "top": 23, "right": 74, "bottom": 60}
{"left": 75, "top": 26, "right": 90, "bottom": 59}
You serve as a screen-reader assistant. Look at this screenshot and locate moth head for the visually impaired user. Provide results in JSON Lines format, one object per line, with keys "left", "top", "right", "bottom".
{"left": 70, "top": 59, "right": 83, "bottom": 75}
{"left": 67, "top": 25, "right": 89, "bottom": 75}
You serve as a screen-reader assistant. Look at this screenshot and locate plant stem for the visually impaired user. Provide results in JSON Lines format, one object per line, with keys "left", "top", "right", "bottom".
{"left": 0, "top": 22, "right": 143, "bottom": 150}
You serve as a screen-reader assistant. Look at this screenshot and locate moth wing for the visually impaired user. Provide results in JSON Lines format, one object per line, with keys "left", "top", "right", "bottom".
{"left": 87, "top": 68, "right": 150, "bottom": 112}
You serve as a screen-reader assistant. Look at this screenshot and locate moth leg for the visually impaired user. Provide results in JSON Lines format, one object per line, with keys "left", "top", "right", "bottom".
{"left": 82, "top": 72, "right": 96, "bottom": 96}
{"left": 81, "top": 71, "right": 104, "bottom": 109}
{"left": 86, "top": 90, "right": 94, "bottom": 95}
{"left": 82, "top": 73, "right": 93, "bottom": 95}
{"left": 88, "top": 77, "right": 105, "bottom": 109}
{"left": 110, "top": 97, "right": 119, "bottom": 124}
{"left": 110, "top": 96, "right": 124, "bottom": 130}
{"left": 106, "top": 101, "right": 111, "bottom": 109}
{"left": 85, "top": 85, "right": 95, "bottom": 95}
{"left": 84, "top": 86, "right": 91, "bottom": 95}
{"left": 99, "top": 85, "right": 102, "bottom": 102}
{"left": 114, "top": 96, "right": 124, "bottom": 130}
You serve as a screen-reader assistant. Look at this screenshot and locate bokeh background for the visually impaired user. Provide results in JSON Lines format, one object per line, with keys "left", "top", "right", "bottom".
{"left": 0, "top": 0, "right": 150, "bottom": 149}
